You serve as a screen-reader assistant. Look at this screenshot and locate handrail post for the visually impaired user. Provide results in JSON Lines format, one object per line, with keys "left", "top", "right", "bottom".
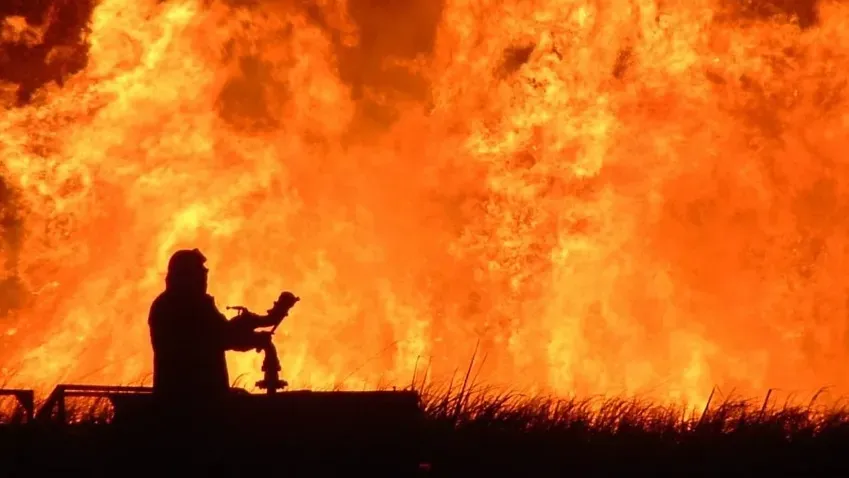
{"left": 19, "top": 390, "right": 33, "bottom": 423}
{"left": 36, "top": 385, "right": 68, "bottom": 424}
{"left": 57, "top": 386, "right": 66, "bottom": 424}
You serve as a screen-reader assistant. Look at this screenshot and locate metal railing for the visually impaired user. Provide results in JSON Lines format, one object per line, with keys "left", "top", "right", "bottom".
{"left": 0, "top": 388, "right": 35, "bottom": 423}
{"left": 7, "top": 384, "right": 424, "bottom": 427}
{"left": 35, "top": 384, "right": 153, "bottom": 424}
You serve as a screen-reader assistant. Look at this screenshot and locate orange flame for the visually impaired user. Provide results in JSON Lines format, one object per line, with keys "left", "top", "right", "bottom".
{"left": 2, "top": 0, "right": 849, "bottom": 409}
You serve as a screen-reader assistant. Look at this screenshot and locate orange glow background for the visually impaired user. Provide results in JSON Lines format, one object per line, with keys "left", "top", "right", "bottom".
{"left": 2, "top": 0, "right": 849, "bottom": 408}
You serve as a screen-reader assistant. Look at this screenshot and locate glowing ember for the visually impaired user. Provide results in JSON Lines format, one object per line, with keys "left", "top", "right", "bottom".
{"left": 1, "top": 0, "right": 848, "bottom": 409}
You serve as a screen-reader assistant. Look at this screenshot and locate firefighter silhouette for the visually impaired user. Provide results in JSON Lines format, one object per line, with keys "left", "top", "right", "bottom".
{"left": 148, "top": 248, "right": 298, "bottom": 401}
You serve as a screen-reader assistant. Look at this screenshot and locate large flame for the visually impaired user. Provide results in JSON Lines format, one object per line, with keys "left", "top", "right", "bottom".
{"left": 1, "top": 0, "right": 848, "bottom": 408}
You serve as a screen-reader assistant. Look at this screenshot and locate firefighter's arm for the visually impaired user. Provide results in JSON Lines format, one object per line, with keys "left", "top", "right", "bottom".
{"left": 207, "top": 299, "right": 271, "bottom": 351}
{"left": 223, "top": 328, "right": 272, "bottom": 352}
{"left": 224, "top": 314, "right": 274, "bottom": 351}
{"left": 228, "top": 292, "right": 299, "bottom": 331}
{"left": 228, "top": 310, "right": 276, "bottom": 330}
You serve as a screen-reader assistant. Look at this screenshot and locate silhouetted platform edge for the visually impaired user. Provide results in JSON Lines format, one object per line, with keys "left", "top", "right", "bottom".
{"left": 3, "top": 384, "right": 422, "bottom": 424}
{"left": 4, "top": 384, "right": 427, "bottom": 472}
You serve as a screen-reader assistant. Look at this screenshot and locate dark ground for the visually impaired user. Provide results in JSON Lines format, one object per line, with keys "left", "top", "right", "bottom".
{"left": 3, "top": 389, "right": 849, "bottom": 477}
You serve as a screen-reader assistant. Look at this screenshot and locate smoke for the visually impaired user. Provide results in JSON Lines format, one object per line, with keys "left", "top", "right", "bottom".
{"left": 0, "top": 0, "right": 94, "bottom": 106}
